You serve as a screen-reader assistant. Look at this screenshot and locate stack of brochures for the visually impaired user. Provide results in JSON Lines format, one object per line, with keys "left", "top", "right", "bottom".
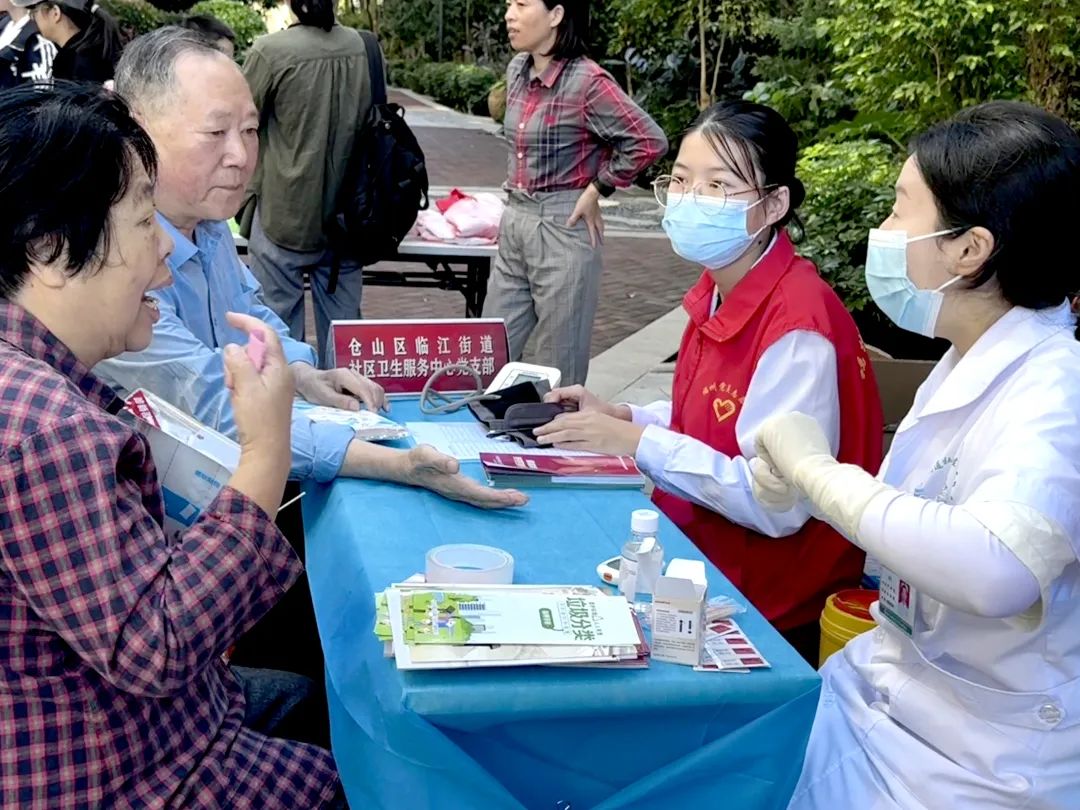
{"left": 479, "top": 452, "right": 646, "bottom": 490}
{"left": 374, "top": 583, "right": 649, "bottom": 670}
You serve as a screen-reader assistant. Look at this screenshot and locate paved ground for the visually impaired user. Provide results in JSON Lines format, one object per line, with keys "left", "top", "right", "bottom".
{"left": 358, "top": 237, "right": 698, "bottom": 356}
{"left": 306, "top": 88, "right": 697, "bottom": 360}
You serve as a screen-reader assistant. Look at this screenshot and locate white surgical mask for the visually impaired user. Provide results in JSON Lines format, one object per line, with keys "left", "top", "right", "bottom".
{"left": 865, "top": 228, "right": 962, "bottom": 338}
{"left": 662, "top": 194, "right": 766, "bottom": 269}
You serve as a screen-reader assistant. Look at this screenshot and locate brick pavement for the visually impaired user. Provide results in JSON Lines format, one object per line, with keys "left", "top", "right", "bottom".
{"left": 414, "top": 127, "right": 509, "bottom": 187}
{"left": 355, "top": 238, "right": 699, "bottom": 356}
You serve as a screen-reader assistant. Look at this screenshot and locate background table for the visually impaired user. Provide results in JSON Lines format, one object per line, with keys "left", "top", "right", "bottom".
{"left": 302, "top": 400, "right": 820, "bottom": 810}
{"left": 234, "top": 236, "right": 496, "bottom": 318}
{"left": 371, "top": 239, "right": 497, "bottom": 318}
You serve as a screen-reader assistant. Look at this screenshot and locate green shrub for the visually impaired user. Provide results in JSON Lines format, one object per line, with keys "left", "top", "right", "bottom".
{"left": 146, "top": 0, "right": 198, "bottom": 13}
{"left": 100, "top": 0, "right": 264, "bottom": 58}
{"left": 338, "top": 9, "right": 374, "bottom": 32}
{"left": 189, "top": 0, "right": 266, "bottom": 58}
{"left": 455, "top": 64, "right": 500, "bottom": 115}
{"left": 99, "top": 0, "right": 175, "bottom": 40}
{"left": 387, "top": 59, "right": 417, "bottom": 88}
{"left": 796, "top": 138, "right": 901, "bottom": 312}
{"left": 387, "top": 60, "right": 498, "bottom": 115}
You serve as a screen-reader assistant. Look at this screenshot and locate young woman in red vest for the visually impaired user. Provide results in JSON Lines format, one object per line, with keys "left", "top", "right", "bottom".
{"left": 536, "top": 100, "right": 883, "bottom": 661}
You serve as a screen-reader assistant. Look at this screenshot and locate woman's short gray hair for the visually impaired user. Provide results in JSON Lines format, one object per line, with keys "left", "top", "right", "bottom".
{"left": 114, "top": 27, "right": 225, "bottom": 117}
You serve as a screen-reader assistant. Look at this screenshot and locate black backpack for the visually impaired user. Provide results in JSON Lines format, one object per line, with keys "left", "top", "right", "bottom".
{"left": 327, "top": 30, "right": 429, "bottom": 291}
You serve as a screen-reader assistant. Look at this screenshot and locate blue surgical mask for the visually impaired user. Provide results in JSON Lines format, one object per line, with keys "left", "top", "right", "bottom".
{"left": 865, "top": 228, "right": 962, "bottom": 338}
{"left": 662, "top": 194, "right": 766, "bottom": 269}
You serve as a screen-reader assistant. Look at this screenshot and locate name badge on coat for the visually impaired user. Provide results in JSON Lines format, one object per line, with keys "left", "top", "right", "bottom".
{"left": 878, "top": 567, "right": 918, "bottom": 636}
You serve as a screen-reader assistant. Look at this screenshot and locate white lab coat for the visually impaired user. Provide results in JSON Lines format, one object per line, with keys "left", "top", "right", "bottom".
{"left": 789, "top": 303, "right": 1080, "bottom": 809}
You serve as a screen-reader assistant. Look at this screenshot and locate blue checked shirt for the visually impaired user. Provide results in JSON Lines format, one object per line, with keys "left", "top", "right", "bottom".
{"left": 96, "top": 215, "right": 354, "bottom": 482}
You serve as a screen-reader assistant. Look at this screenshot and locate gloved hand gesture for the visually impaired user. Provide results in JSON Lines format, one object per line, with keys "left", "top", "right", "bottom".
{"left": 754, "top": 412, "right": 833, "bottom": 486}
{"left": 753, "top": 411, "right": 886, "bottom": 540}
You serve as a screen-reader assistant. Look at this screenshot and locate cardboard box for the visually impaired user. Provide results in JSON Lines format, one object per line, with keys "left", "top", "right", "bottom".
{"left": 651, "top": 558, "right": 707, "bottom": 666}
{"left": 866, "top": 346, "right": 936, "bottom": 452}
{"left": 124, "top": 389, "right": 240, "bottom": 542}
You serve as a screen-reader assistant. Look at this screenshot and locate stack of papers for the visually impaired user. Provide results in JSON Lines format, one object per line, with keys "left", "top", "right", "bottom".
{"left": 293, "top": 401, "right": 410, "bottom": 442}
{"left": 375, "top": 583, "right": 649, "bottom": 670}
{"left": 480, "top": 452, "right": 645, "bottom": 489}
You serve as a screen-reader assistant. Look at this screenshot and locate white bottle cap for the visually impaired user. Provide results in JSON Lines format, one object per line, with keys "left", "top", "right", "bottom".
{"left": 631, "top": 508, "right": 660, "bottom": 535}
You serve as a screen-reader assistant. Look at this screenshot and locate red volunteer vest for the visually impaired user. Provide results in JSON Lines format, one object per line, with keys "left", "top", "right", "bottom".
{"left": 653, "top": 233, "right": 883, "bottom": 630}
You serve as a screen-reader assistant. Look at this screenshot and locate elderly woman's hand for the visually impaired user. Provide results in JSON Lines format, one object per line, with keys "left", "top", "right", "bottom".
{"left": 222, "top": 312, "right": 296, "bottom": 514}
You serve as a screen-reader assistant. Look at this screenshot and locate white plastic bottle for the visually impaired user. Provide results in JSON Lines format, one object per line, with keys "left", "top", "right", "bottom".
{"left": 619, "top": 509, "right": 664, "bottom": 612}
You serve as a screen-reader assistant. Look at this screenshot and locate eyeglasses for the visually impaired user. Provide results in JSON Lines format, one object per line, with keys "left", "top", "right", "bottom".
{"left": 651, "top": 175, "right": 777, "bottom": 211}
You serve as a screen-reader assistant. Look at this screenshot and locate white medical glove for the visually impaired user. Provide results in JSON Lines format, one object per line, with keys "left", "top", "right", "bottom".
{"left": 749, "top": 456, "right": 800, "bottom": 512}
{"left": 754, "top": 412, "right": 888, "bottom": 540}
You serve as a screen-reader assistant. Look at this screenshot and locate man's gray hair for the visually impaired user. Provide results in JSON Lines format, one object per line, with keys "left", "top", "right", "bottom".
{"left": 115, "top": 26, "right": 225, "bottom": 116}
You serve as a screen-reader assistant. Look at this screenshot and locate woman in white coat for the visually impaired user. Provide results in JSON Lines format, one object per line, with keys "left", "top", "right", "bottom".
{"left": 752, "top": 100, "right": 1080, "bottom": 809}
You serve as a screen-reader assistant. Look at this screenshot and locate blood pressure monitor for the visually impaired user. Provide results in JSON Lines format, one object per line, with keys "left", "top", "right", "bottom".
{"left": 485, "top": 362, "right": 562, "bottom": 394}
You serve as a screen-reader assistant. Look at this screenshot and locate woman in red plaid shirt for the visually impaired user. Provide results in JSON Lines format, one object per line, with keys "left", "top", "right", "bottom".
{"left": 0, "top": 85, "right": 342, "bottom": 808}
{"left": 485, "top": 0, "right": 668, "bottom": 386}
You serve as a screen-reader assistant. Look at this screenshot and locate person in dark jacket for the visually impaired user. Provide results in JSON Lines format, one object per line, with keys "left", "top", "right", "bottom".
{"left": 0, "top": 0, "right": 54, "bottom": 87}
{"left": 14, "top": 0, "right": 121, "bottom": 82}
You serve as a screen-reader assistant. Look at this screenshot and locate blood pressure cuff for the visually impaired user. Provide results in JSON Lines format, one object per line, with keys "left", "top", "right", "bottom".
{"left": 468, "top": 380, "right": 571, "bottom": 448}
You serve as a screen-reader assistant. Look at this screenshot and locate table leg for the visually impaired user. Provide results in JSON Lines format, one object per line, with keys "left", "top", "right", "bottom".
{"left": 466, "top": 258, "right": 491, "bottom": 318}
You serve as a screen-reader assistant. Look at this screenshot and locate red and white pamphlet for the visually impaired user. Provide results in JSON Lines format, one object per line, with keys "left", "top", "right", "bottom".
{"left": 479, "top": 452, "right": 645, "bottom": 489}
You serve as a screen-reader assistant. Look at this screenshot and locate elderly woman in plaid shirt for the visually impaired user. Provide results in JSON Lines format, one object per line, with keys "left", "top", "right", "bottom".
{"left": 0, "top": 85, "right": 343, "bottom": 807}
{"left": 486, "top": 0, "right": 668, "bottom": 386}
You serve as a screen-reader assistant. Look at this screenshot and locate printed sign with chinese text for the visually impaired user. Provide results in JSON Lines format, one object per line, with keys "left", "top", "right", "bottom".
{"left": 329, "top": 318, "right": 510, "bottom": 395}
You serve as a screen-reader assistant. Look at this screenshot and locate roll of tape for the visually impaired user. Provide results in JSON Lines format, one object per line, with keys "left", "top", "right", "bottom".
{"left": 425, "top": 544, "right": 514, "bottom": 585}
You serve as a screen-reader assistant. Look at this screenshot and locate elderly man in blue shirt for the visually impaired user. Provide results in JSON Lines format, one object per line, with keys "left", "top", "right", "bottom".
{"left": 97, "top": 27, "right": 525, "bottom": 509}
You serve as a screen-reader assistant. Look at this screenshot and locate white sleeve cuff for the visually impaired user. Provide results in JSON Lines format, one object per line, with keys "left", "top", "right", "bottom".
{"left": 627, "top": 401, "right": 672, "bottom": 428}
{"left": 635, "top": 423, "right": 678, "bottom": 476}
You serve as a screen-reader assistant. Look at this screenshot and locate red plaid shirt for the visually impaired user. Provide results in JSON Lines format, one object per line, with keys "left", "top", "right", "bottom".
{"left": 504, "top": 53, "right": 667, "bottom": 193}
{"left": 0, "top": 301, "right": 338, "bottom": 809}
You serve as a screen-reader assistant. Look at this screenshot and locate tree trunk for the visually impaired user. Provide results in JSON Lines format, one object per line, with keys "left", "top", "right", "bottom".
{"left": 698, "top": 0, "right": 709, "bottom": 108}
{"left": 465, "top": 0, "right": 472, "bottom": 56}
{"left": 710, "top": 30, "right": 726, "bottom": 101}
{"left": 1025, "top": 30, "right": 1070, "bottom": 116}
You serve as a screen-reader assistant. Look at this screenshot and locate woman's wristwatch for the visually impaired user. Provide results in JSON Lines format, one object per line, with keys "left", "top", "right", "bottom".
{"left": 591, "top": 178, "right": 616, "bottom": 198}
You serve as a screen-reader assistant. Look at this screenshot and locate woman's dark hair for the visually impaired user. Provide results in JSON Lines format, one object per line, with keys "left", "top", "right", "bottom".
{"left": 289, "top": 0, "right": 334, "bottom": 32}
{"left": 912, "top": 101, "right": 1080, "bottom": 337}
{"left": 542, "top": 0, "right": 588, "bottom": 60}
{"left": 0, "top": 82, "right": 157, "bottom": 298}
{"left": 685, "top": 100, "right": 806, "bottom": 233}
{"left": 178, "top": 13, "right": 236, "bottom": 45}
{"left": 38, "top": 0, "right": 124, "bottom": 70}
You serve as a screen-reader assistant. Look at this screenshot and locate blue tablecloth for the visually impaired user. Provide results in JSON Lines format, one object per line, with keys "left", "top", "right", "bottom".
{"left": 302, "top": 399, "right": 820, "bottom": 810}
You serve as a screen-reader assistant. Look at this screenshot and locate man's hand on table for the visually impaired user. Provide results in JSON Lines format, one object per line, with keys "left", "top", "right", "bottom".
{"left": 405, "top": 445, "right": 528, "bottom": 509}
{"left": 293, "top": 363, "right": 388, "bottom": 413}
